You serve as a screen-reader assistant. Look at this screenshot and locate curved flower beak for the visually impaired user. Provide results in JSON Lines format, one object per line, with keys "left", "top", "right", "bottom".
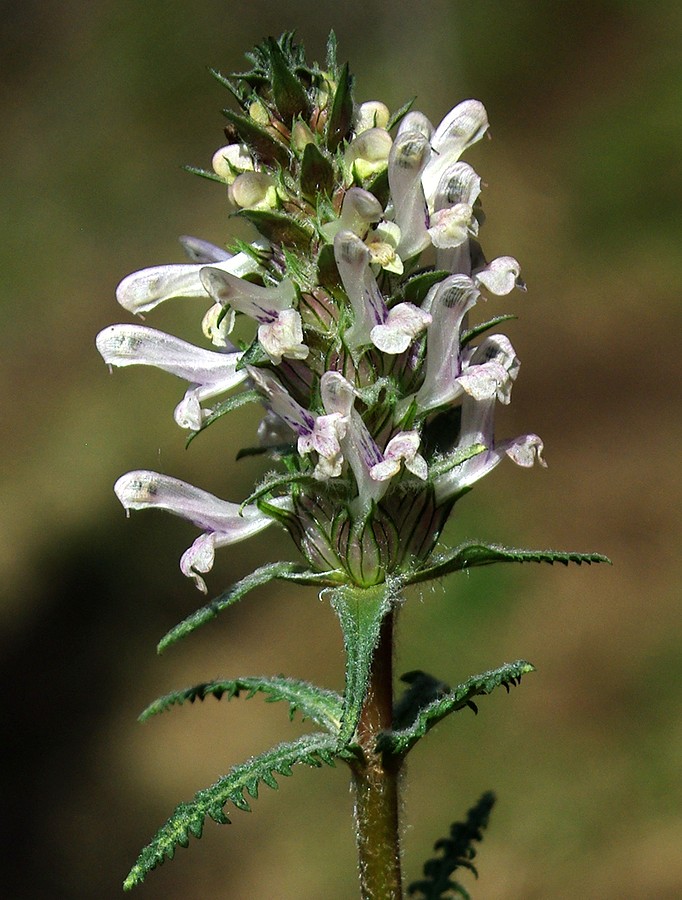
{"left": 95, "top": 324, "right": 247, "bottom": 431}
{"left": 114, "top": 470, "right": 283, "bottom": 592}
{"left": 115, "top": 248, "right": 265, "bottom": 315}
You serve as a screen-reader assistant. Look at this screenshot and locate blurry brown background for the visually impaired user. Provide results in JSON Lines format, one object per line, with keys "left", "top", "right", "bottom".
{"left": 1, "top": 1, "right": 680, "bottom": 897}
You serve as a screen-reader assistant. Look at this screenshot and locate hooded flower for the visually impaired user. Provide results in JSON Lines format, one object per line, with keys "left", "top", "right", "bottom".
{"left": 95, "top": 324, "right": 247, "bottom": 430}
{"left": 100, "top": 35, "right": 548, "bottom": 592}
{"left": 114, "top": 471, "right": 286, "bottom": 592}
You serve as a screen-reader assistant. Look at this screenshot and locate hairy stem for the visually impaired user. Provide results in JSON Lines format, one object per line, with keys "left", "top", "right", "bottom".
{"left": 350, "top": 610, "right": 403, "bottom": 899}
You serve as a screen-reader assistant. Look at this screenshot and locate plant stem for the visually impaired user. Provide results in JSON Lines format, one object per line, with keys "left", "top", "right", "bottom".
{"left": 350, "top": 609, "right": 403, "bottom": 899}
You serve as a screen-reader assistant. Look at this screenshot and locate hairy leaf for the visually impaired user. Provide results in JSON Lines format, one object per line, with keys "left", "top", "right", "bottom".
{"left": 406, "top": 542, "right": 611, "bottom": 586}
{"left": 157, "top": 561, "right": 341, "bottom": 653}
{"left": 387, "top": 97, "right": 416, "bottom": 132}
{"left": 222, "top": 109, "right": 290, "bottom": 166}
{"left": 326, "top": 61, "right": 353, "bottom": 151}
{"left": 139, "top": 675, "right": 343, "bottom": 734}
{"left": 329, "top": 582, "right": 394, "bottom": 743}
{"left": 377, "top": 660, "right": 534, "bottom": 757}
{"left": 185, "top": 389, "right": 262, "bottom": 447}
{"left": 236, "top": 208, "right": 314, "bottom": 249}
{"left": 181, "top": 164, "right": 225, "bottom": 184}
{"left": 460, "top": 314, "right": 517, "bottom": 347}
{"left": 123, "top": 733, "right": 348, "bottom": 890}
{"left": 408, "top": 792, "right": 496, "bottom": 899}
{"left": 267, "top": 36, "right": 310, "bottom": 123}
{"left": 300, "top": 141, "right": 334, "bottom": 199}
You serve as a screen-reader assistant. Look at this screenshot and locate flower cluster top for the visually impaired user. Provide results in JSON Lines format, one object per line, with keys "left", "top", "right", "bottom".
{"left": 97, "top": 34, "right": 545, "bottom": 593}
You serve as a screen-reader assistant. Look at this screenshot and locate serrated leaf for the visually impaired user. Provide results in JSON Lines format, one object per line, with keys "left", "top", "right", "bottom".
{"left": 209, "top": 67, "right": 250, "bottom": 108}
{"left": 378, "top": 661, "right": 535, "bottom": 757}
{"left": 267, "top": 36, "right": 310, "bottom": 123}
{"left": 326, "top": 61, "right": 353, "bottom": 151}
{"left": 222, "top": 109, "right": 290, "bottom": 166}
{"left": 329, "top": 583, "right": 394, "bottom": 743}
{"left": 123, "top": 733, "right": 348, "bottom": 890}
{"left": 300, "top": 141, "right": 334, "bottom": 199}
{"left": 406, "top": 542, "right": 611, "bottom": 586}
{"left": 236, "top": 208, "right": 313, "bottom": 249}
{"left": 157, "top": 562, "right": 340, "bottom": 653}
{"left": 185, "top": 389, "right": 262, "bottom": 447}
{"left": 408, "top": 792, "right": 495, "bottom": 899}
{"left": 139, "top": 675, "right": 343, "bottom": 734}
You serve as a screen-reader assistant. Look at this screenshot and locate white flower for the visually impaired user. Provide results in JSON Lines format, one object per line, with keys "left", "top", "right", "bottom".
{"left": 370, "top": 431, "right": 428, "bottom": 482}
{"left": 114, "top": 471, "right": 285, "bottom": 592}
{"left": 387, "top": 130, "right": 431, "bottom": 259}
{"left": 200, "top": 267, "right": 308, "bottom": 364}
{"left": 115, "top": 249, "right": 265, "bottom": 316}
{"left": 95, "top": 324, "right": 247, "bottom": 431}
{"left": 370, "top": 303, "right": 431, "bottom": 355}
{"left": 474, "top": 256, "right": 525, "bottom": 295}
{"left": 334, "top": 230, "right": 429, "bottom": 355}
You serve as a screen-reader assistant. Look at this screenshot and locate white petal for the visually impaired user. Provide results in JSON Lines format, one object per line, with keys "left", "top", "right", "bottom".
{"left": 247, "top": 366, "right": 315, "bottom": 436}
{"left": 258, "top": 309, "right": 309, "bottom": 364}
{"left": 504, "top": 434, "right": 547, "bottom": 468}
{"left": 116, "top": 252, "right": 263, "bottom": 315}
{"left": 370, "top": 303, "right": 431, "bottom": 355}
{"left": 474, "top": 256, "right": 524, "bottom": 295}
{"left": 200, "top": 267, "right": 296, "bottom": 322}
{"left": 427, "top": 204, "right": 476, "bottom": 249}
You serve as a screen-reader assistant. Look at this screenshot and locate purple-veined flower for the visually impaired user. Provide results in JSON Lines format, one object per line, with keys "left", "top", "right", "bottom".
{"left": 98, "top": 37, "right": 544, "bottom": 594}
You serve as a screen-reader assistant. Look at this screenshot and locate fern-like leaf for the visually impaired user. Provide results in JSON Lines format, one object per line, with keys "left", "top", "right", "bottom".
{"left": 378, "top": 661, "right": 534, "bottom": 757}
{"left": 139, "top": 676, "right": 343, "bottom": 734}
{"left": 408, "top": 792, "right": 496, "bottom": 899}
{"left": 157, "top": 561, "right": 342, "bottom": 653}
{"left": 123, "top": 733, "right": 351, "bottom": 890}
{"left": 406, "top": 542, "right": 611, "bottom": 586}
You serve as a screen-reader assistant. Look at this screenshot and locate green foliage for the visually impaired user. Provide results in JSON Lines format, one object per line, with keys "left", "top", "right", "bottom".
{"left": 180, "top": 164, "right": 225, "bottom": 183}
{"left": 222, "top": 109, "right": 290, "bottom": 167}
{"left": 235, "top": 208, "right": 314, "bottom": 249}
{"left": 387, "top": 97, "right": 416, "bottom": 131}
{"left": 139, "top": 675, "right": 343, "bottom": 734}
{"left": 329, "top": 583, "right": 394, "bottom": 743}
{"left": 406, "top": 542, "right": 611, "bottom": 585}
{"left": 408, "top": 792, "right": 496, "bottom": 899}
{"left": 157, "top": 562, "right": 341, "bottom": 653}
{"left": 300, "top": 141, "right": 334, "bottom": 199}
{"left": 377, "top": 661, "right": 534, "bottom": 758}
{"left": 326, "top": 61, "right": 354, "bottom": 151}
{"left": 123, "top": 733, "right": 350, "bottom": 890}
{"left": 267, "top": 36, "right": 311, "bottom": 124}
{"left": 399, "top": 269, "right": 452, "bottom": 304}
{"left": 185, "top": 389, "right": 262, "bottom": 447}
{"left": 392, "top": 671, "right": 451, "bottom": 731}
{"left": 460, "top": 315, "right": 517, "bottom": 347}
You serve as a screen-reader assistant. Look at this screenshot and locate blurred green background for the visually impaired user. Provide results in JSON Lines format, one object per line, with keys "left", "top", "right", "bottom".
{"left": 2, "top": 1, "right": 680, "bottom": 897}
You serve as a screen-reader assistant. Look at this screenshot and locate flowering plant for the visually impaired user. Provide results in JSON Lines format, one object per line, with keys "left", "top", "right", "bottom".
{"left": 98, "top": 33, "right": 608, "bottom": 898}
